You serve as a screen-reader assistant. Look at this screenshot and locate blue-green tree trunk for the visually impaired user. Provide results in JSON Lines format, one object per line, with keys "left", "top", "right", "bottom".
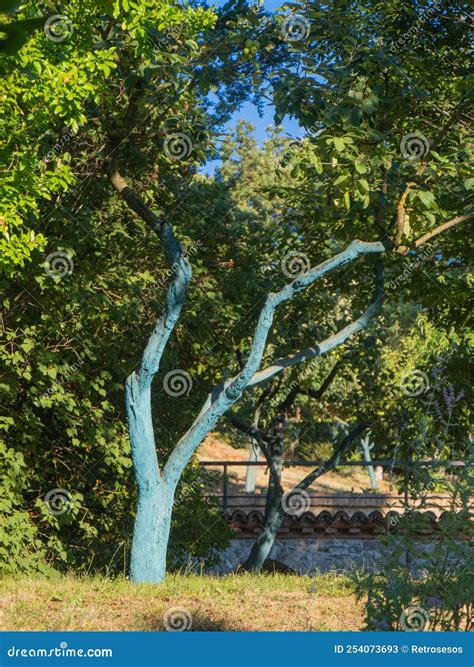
{"left": 125, "top": 240, "right": 384, "bottom": 583}
{"left": 126, "top": 373, "right": 175, "bottom": 582}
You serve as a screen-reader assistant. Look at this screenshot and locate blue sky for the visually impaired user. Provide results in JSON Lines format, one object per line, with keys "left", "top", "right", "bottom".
{"left": 201, "top": 0, "right": 304, "bottom": 174}
{"left": 202, "top": 101, "right": 303, "bottom": 175}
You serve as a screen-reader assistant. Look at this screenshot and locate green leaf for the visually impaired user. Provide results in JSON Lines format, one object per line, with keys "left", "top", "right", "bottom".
{"left": 418, "top": 191, "right": 435, "bottom": 207}
{"left": 334, "top": 173, "right": 350, "bottom": 186}
{"left": 354, "top": 158, "right": 368, "bottom": 174}
{"left": 21, "top": 339, "right": 34, "bottom": 353}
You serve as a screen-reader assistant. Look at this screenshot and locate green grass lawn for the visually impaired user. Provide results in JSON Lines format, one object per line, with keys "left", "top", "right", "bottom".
{"left": 0, "top": 571, "right": 364, "bottom": 632}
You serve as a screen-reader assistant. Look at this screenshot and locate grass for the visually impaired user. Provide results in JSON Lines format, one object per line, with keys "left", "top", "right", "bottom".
{"left": 0, "top": 571, "right": 364, "bottom": 632}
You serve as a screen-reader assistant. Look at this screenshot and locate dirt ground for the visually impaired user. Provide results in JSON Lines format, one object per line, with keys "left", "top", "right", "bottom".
{"left": 198, "top": 434, "right": 396, "bottom": 495}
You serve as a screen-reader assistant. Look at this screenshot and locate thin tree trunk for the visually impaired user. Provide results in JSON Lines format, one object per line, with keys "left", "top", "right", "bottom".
{"left": 243, "top": 424, "right": 366, "bottom": 573}
{"left": 244, "top": 437, "right": 260, "bottom": 493}
{"left": 244, "top": 431, "right": 285, "bottom": 570}
{"left": 360, "top": 431, "right": 377, "bottom": 491}
{"left": 244, "top": 498, "right": 286, "bottom": 571}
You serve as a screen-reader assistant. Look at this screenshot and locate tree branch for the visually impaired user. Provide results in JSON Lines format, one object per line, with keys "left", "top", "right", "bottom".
{"left": 108, "top": 161, "right": 192, "bottom": 489}
{"left": 239, "top": 257, "right": 384, "bottom": 390}
{"left": 236, "top": 347, "right": 245, "bottom": 371}
{"left": 164, "top": 241, "right": 385, "bottom": 484}
{"left": 393, "top": 179, "right": 418, "bottom": 246}
{"left": 392, "top": 97, "right": 469, "bottom": 247}
{"left": 299, "top": 358, "right": 342, "bottom": 401}
{"left": 396, "top": 211, "right": 474, "bottom": 255}
{"left": 275, "top": 383, "right": 301, "bottom": 414}
{"left": 225, "top": 411, "right": 271, "bottom": 444}
{"left": 297, "top": 423, "right": 366, "bottom": 491}
{"left": 106, "top": 163, "right": 192, "bottom": 383}
{"left": 225, "top": 412, "right": 275, "bottom": 473}
{"left": 274, "top": 358, "right": 342, "bottom": 414}
{"left": 105, "top": 143, "right": 164, "bottom": 237}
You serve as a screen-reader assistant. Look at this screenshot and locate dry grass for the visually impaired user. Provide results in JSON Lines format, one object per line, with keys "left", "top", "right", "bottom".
{"left": 0, "top": 572, "right": 364, "bottom": 632}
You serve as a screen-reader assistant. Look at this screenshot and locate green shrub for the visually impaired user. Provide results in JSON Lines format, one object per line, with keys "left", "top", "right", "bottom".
{"left": 351, "top": 464, "right": 473, "bottom": 631}
{"left": 0, "top": 440, "right": 51, "bottom": 575}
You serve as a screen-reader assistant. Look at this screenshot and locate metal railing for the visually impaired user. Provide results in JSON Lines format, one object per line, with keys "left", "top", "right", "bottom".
{"left": 199, "top": 459, "right": 467, "bottom": 511}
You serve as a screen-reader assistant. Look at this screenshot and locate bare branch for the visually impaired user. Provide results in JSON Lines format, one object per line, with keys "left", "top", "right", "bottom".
{"left": 298, "top": 358, "right": 342, "bottom": 402}
{"left": 106, "top": 164, "right": 191, "bottom": 379}
{"left": 164, "top": 241, "right": 385, "bottom": 484}
{"left": 225, "top": 412, "right": 271, "bottom": 444}
{"left": 236, "top": 347, "right": 245, "bottom": 371}
{"left": 297, "top": 423, "right": 366, "bottom": 491}
{"left": 397, "top": 211, "right": 474, "bottom": 255}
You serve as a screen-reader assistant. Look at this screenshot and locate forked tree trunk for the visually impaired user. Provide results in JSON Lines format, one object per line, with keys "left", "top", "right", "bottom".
{"left": 122, "top": 237, "right": 384, "bottom": 582}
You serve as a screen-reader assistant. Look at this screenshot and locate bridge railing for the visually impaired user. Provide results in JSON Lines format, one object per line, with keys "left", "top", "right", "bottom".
{"left": 199, "top": 459, "right": 468, "bottom": 511}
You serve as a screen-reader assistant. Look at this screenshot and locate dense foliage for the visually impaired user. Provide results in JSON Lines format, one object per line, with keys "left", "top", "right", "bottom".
{"left": 0, "top": 0, "right": 472, "bottom": 601}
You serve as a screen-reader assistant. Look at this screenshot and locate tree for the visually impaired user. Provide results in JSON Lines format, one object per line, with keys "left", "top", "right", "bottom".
{"left": 1, "top": 0, "right": 472, "bottom": 584}
{"left": 0, "top": 0, "right": 223, "bottom": 574}
{"left": 120, "top": 0, "right": 472, "bottom": 583}
{"left": 225, "top": 357, "right": 367, "bottom": 571}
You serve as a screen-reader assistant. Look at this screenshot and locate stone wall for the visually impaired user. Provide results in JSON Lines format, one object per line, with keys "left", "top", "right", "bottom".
{"left": 210, "top": 537, "right": 382, "bottom": 574}
{"left": 209, "top": 537, "right": 469, "bottom": 575}
{"left": 206, "top": 510, "right": 472, "bottom": 575}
